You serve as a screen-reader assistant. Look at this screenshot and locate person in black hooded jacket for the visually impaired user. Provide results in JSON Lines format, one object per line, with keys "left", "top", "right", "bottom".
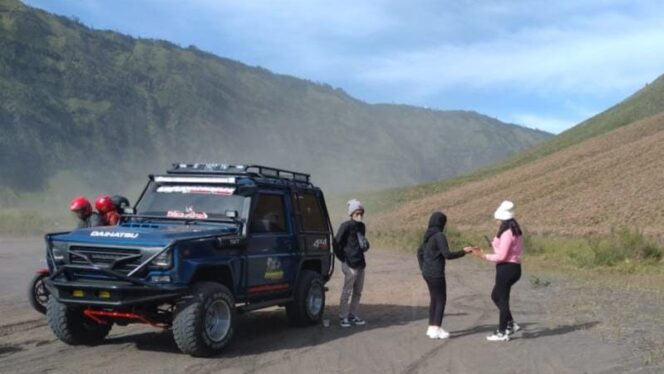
{"left": 335, "top": 199, "right": 370, "bottom": 327}
{"left": 417, "top": 211, "right": 473, "bottom": 339}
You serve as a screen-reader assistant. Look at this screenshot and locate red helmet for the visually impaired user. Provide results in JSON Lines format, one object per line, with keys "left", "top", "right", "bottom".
{"left": 70, "top": 196, "right": 92, "bottom": 216}
{"left": 94, "top": 194, "right": 116, "bottom": 214}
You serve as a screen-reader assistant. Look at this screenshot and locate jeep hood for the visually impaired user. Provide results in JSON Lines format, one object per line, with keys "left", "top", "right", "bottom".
{"left": 49, "top": 222, "right": 240, "bottom": 247}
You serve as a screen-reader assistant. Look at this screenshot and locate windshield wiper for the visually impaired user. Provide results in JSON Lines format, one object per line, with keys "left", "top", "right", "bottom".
{"left": 125, "top": 214, "right": 241, "bottom": 225}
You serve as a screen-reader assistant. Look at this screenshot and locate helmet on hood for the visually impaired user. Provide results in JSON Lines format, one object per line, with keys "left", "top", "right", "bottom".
{"left": 110, "top": 195, "right": 130, "bottom": 212}
{"left": 94, "top": 194, "right": 116, "bottom": 214}
{"left": 69, "top": 196, "right": 92, "bottom": 216}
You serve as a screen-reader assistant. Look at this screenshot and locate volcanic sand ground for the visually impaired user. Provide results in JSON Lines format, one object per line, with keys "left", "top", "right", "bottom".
{"left": 1, "top": 237, "right": 663, "bottom": 373}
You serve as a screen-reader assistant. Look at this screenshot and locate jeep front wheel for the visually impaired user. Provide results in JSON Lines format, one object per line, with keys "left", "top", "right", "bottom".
{"left": 46, "top": 297, "right": 112, "bottom": 345}
{"left": 286, "top": 270, "right": 325, "bottom": 326}
{"left": 173, "top": 282, "right": 235, "bottom": 357}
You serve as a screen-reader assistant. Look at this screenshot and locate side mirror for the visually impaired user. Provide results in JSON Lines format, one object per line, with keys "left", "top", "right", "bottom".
{"left": 235, "top": 185, "right": 257, "bottom": 196}
{"left": 215, "top": 236, "right": 246, "bottom": 249}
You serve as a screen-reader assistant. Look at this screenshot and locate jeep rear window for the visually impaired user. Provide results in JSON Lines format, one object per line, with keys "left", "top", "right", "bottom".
{"left": 136, "top": 183, "right": 246, "bottom": 219}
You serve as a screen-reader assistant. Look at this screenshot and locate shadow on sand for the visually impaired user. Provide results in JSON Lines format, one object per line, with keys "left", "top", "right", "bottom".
{"left": 103, "top": 303, "right": 467, "bottom": 356}
{"left": 452, "top": 321, "right": 600, "bottom": 340}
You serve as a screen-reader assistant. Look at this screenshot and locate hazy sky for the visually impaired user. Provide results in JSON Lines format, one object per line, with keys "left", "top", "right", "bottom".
{"left": 25, "top": 0, "right": 664, "bottom": 134}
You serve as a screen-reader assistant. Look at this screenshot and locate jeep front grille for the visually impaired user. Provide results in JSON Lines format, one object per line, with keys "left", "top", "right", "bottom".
{"left": 69, "top": 246, "right": 143, "bottom": 275}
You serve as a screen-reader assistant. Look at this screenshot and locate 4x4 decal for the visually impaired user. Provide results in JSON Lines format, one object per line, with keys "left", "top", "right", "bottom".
{"left": 313, "top": 238, "right": 329, "bottom": 250}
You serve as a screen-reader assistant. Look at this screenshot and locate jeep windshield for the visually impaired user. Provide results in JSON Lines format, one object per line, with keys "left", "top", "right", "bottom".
{"left": 135, "top": 182, "right": 246, "bottom": 222}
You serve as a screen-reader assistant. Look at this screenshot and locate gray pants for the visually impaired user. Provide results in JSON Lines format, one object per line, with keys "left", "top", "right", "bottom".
{"left": 339, "top": 262, "right": 365, "bottom": 318}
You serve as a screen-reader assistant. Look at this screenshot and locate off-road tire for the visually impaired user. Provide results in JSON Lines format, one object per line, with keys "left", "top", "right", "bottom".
{"left": 172, "top": 282, "right": 235, "bottom": 357}
{"left": 28, "top": 273, "right": 49, "bottom": 315}
{"left": 286, "top": 270, "right": 325, "bottom": 326}
{"left": 46, "top": 297, "right": 112, "bottom": 345}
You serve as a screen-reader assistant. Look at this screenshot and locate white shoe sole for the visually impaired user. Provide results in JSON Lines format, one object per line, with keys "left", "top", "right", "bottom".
{"left": 486, "top": 336, "right": 510, "bottom": 342}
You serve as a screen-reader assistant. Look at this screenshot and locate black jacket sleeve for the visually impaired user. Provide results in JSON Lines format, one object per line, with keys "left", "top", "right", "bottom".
{"left": 433, "top": 233, "right": 466, "bottom": 260}
{"left": 335, "top": 222, "right": 349, "bottom": 248}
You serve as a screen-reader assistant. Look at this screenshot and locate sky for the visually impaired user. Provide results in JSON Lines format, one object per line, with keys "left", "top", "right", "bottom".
{"left": 24, "top": 0, "right": 664, "bottom": 134}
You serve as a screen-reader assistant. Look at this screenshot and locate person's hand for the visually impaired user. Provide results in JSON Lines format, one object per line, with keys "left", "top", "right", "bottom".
{"left": 471, "top": 247, "right": 485, "bottom": 258}
{"left": 463, "top": 246, "right": 475, "bottom": 253}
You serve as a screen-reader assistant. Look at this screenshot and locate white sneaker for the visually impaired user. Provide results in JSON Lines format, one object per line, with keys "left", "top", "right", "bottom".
{"left": 486, "top": 330, "right": 510, "bottom": 342}
{"left": 437, "top": 328, "right": 450, "bottom": 339}
{"left": 426, "top": 326, "right": 440, "bottom": 339}
{"left": 506, "top": 322, "right": 521, "bottom": 335}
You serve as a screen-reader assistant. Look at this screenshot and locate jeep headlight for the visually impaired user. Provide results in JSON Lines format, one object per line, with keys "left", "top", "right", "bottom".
{"left": 150, "top": 251, "right": 172, "bottom": 269}
{"left": 51, "top": 242, "right": 67, "bottom": 263}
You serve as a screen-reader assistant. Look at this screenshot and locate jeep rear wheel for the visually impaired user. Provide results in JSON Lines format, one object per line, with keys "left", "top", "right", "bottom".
{"left": 173, "top": 282, "right": 235, "bottom": 357}
{"left": 46, "top": 297, "right": 112, "bottom": 345}
{"left": 286, "top": 270, "right": 325, "bottom": 326}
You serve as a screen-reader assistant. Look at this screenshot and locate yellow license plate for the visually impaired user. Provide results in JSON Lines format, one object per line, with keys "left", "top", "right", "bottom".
{"left": 72, "top": 289, "right": 84, "bottom": 297}
{"left": 98, "top": 290, "right": 111, "bottom": 299}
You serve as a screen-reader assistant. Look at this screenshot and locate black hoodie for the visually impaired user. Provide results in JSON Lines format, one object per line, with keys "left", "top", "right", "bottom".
{"left": 417, "top": 212, "right": 465, "bottom": 278}
{"left": 335, "top": 219, "right": 369, "bottom": 269}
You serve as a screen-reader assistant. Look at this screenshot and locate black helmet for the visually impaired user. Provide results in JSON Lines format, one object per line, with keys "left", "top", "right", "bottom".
{"left": 110, "top": 195, "right": 131, "bottom": 212}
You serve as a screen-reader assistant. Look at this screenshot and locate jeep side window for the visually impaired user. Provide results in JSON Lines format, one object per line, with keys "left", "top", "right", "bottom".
{"left": 296, "top": 192, "right": 327, "bottom": 232}
{"left": 250, "top": 194, "right": 287, "bottom": 234}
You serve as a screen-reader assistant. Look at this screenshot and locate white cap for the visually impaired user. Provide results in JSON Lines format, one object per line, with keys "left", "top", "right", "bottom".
{"left": 347, "top": 199, "right": 364, "bottom": 216}
{"left": 494, "top": 200, "right": 515, "bottom": 220}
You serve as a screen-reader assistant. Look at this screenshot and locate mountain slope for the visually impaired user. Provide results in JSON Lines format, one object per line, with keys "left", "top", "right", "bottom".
{"left": 372, "top": 107, "right": 664, "bottom": 237}
{"left": 0, "top": 0, "right": 549, "bottom": 194}
{"left": 488, "top": 74, "right": 664, "bottom": 175}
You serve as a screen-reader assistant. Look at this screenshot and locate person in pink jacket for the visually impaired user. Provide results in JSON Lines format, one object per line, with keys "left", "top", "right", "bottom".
{"left": 472, "top": 200, "right": 523, "bottom": 342}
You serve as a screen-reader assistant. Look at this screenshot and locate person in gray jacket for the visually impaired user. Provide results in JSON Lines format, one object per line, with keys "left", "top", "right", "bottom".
{"left": 417, "top": 212, "right": 473, "bottom": 339}
{"left": 335, "top": 199, "right": 369, "bottom": 328}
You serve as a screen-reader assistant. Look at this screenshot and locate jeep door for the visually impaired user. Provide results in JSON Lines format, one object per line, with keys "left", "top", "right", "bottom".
{"left": 292, "top": 190, "right": 332, "bottom": 267}
{"left": 245, "top": 191, "right": 297, "bottom": 300}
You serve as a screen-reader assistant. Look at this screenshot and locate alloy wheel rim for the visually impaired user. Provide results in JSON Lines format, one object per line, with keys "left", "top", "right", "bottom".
{"left": 306, "top": 282, "right": 323, "bottom": 318}
{"left": 205, "top": 299, "right": 231, "bottom": 342}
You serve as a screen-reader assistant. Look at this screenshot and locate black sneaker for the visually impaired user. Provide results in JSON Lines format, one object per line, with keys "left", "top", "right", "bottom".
{"left": 348, "top": 314, "right": 366, "bottom": 326}
{"left": 506, "top": 322, "right": 521, "bottom": 335}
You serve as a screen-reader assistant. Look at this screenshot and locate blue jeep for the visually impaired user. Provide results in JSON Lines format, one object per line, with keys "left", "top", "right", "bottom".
{"left": 44, "top": 164, "right": 334, "bottom": 357}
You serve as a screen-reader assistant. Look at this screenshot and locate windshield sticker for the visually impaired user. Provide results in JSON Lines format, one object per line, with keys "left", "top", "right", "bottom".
{"left": 157, "top": 186, "right": 235, "bottom": 195}
{"left": 90, "top": 231, "right": 139, "bottom": 239}
{"left": 167, "top": 206, "right": 209, "bottom": 219}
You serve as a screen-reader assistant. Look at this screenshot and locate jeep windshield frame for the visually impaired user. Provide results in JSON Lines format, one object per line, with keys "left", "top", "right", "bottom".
{"left": 134, "top": 180, "right": 249, "bottom": 224}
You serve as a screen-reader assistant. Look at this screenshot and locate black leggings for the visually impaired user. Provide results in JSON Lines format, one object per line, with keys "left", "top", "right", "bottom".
{"left": 424, "top": 277, "right": 447, "bottom": 326}
{"left": 491, "top": 263, "right": 521, "bottom": 332}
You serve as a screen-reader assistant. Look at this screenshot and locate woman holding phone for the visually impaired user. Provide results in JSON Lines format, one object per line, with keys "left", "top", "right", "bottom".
{"left": 472, "top": 200, "right": 523, "bottom": 342}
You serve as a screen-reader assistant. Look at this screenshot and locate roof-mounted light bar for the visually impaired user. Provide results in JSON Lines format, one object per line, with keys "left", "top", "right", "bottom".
{"left": 172, "top": 163, "right": 246, "bottom": 172}
{"left": 153, "top": 176, "right": 236, "bottom": 184}
{"left": 167, "top": 163, "right": 311, "bottom": 184}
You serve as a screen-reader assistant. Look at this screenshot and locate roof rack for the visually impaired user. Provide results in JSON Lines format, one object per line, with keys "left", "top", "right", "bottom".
{"left": 167, "top": 163, "right": 311, "bottom": 184}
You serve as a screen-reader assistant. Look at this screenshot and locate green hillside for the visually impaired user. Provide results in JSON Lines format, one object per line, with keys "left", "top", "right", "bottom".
{"left": 0, "top": 0, "right": 550, "bottom": 197}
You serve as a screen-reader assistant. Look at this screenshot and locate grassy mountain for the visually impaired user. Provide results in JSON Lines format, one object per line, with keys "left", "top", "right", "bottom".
{"left": 0, "top": 0, "right": 549, "bottom": 196}
{"left": 369, "top": 74, "right": 664, "bottom": 238}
